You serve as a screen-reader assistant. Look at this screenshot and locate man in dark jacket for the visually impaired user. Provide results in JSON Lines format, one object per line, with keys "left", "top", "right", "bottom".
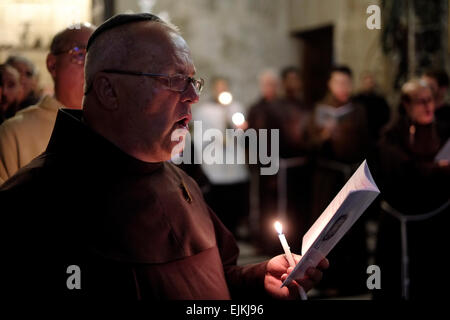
{"left": 0, "top": 13, "right": 327, "bottom": 300}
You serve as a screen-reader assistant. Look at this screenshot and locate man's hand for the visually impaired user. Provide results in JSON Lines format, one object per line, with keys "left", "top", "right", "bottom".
{"left": 264, "top": 254, "right": 329, "bottom": 300}
{"left": 437, "top": 159, "right": 449, "bottom": 167}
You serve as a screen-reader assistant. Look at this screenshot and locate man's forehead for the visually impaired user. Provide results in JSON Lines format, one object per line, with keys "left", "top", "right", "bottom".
{"left": 331, "top": 72, "right": 350, "bottom": 79}
{"left": 164, "top": 52, "right": 196, "bottom": 76}
{"left": 137, "top": 24, "right": 188, "bottom": 53}
{"left": 132, "top": 25, "right": 195, "bottom": 74}
{"left": 410, "top": 87, "right": 431, "bottom": 98}
{"left": 418, "top": 87, "right": 433, "bottom": 96}
{"left": 62, "top": 28, "right": 93, "bottom": 48}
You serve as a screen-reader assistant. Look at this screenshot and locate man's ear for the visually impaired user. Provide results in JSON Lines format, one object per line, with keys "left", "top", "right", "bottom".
{"left": 46, "top": 53, "right": 57, "bottom": 80}
{"left": 93, "top": 74, "right": 119, "bottom": 110}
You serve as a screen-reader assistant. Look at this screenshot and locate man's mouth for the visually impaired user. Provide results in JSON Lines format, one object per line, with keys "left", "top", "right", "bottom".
{"left": 175, "top": 114, "right": 192, "bottom": 130}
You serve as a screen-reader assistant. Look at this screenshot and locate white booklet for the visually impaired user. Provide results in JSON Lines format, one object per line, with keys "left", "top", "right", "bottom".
{"left": 435, "top": 138, "right": 450, "bottom": 162}
{"left": 282, "top": 160, "right": 380, "bottom": 287}
{"left": 315, "top": 103, "right": 354, "bottom": 129}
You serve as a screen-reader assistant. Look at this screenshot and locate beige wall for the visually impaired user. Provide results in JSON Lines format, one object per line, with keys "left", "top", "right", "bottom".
{"left": 289, "top": 0, "right": 340, "bottom": 31}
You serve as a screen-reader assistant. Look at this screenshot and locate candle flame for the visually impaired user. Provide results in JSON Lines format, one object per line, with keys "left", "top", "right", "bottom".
{"left": 218, "top": 91, "right": 233, "bottom": 105}
{"left": 274, "top": 221, "right": 283, "bottom": 234}
{"left": 232, "top": 112, "right": 245, "bottom": 126}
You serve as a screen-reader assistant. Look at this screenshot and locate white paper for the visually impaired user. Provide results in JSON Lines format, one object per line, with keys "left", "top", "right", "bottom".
{"left": 435, "top": 138, "right": 450, "bottom": 162}
{"left": 282, "top": 160, "right": 380, "bottom": 287}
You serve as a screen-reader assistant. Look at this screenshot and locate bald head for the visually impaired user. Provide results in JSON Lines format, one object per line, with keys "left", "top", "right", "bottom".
{"left": 259, "top": 69, "right": 279, "bottom": 101}
{"left": 50, "top": 23, "right": 95, "bottom": 55}
{"left": 46, "top": 23, "right": 95, "bottom": 108}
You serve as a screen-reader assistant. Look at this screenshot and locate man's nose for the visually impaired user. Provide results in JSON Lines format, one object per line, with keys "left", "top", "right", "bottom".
{"left": 423, "top": 99, "right": 434, "bottom": 109}
{"left": 181, "top": 82, "right": 200, "bottom": 104}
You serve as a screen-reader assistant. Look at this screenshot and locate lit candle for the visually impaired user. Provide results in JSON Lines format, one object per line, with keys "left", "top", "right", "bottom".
{"left": 218, "top": 91, "right": 233, "bottom": 105}
{"left": 231, "top": 112, "right": 245, "bottom": 126}
{"left": 274, "top": 221, "right": 308, "bottom": 300}
{"left": 274, "top": 221, "right": 295, "bottom": 267}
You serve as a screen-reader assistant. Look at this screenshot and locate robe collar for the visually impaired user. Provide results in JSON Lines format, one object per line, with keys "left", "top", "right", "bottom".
{"left": 46, "top": 108, "right": 164, "bottom": 175}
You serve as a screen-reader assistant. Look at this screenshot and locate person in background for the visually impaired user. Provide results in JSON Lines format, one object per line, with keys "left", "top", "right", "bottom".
{"left": 308, "top": 65, "right": 370, "bottom": 166}
{"left": 247, "top": 69, "right": 282, "bottom": 153}
{"left": 421, "top": 68, "right": 450, "bottom": 137}
{"left": 193, "top": 76, "right": 249, "bottom": 237}
{"left": 5, "top": 55, "right": 42, "bottom": 111}
{"left": 310, "top": 65, "right": 369, "bottom": 160}
{"left": 276, "top": 66, "right": 312, "bottom": 157}
{"left": 247, "top": 69, "right": 281, "bottom": 158}
{"left": 375, "top": 78, "right": 449, "bottom": 299}
{"left": 0, "top": 64, "right": 23, "bottom": 123}
{"left": 0, "top": 23, "right": 95, "bottom": 185}
{"left": 248, "top": 69, "right": 280, "bottom": 121}
{"left": 279, "top": 66, "right": 305, "bottom": 109}
{"left": 353, "top": 71, "right": 391, "bottom": 146}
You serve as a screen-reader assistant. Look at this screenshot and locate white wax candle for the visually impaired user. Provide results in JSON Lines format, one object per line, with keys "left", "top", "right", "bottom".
{"left": 274, "top": 221, "right": 308, "bottom": 300}
{"left": 274, "top": 221, "right": 295, "bottom": 267}
{"left": 278, "top": 233, "right": 295, "bottom": 267}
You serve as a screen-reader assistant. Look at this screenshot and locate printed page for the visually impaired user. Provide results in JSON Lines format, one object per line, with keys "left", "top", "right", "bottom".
{"left": 435, "top": 138, "right": 450, "bottom": 162}
{"left": 282, "top": 160, "right": 380, "bottom": 286}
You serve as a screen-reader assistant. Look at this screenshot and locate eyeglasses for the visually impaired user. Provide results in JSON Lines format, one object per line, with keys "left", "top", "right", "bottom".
{"left": 101, "top": 69, "right": 204, "bottom": 95}
{"left": 411, "top": 97, "right": 433, "bottom": 106}
{"left": 53, "top": 45, "right": 86, "bottom": 65}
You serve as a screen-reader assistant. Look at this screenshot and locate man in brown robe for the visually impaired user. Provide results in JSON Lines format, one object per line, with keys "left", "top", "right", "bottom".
{"left": 0, "top": 13, "right": 327, "bottom": 300}
{"left": 308, "top": 65, "right": 370, "bottom": 297}
{"left": 374, "top": 79, "right": 450, "bottom": 299}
